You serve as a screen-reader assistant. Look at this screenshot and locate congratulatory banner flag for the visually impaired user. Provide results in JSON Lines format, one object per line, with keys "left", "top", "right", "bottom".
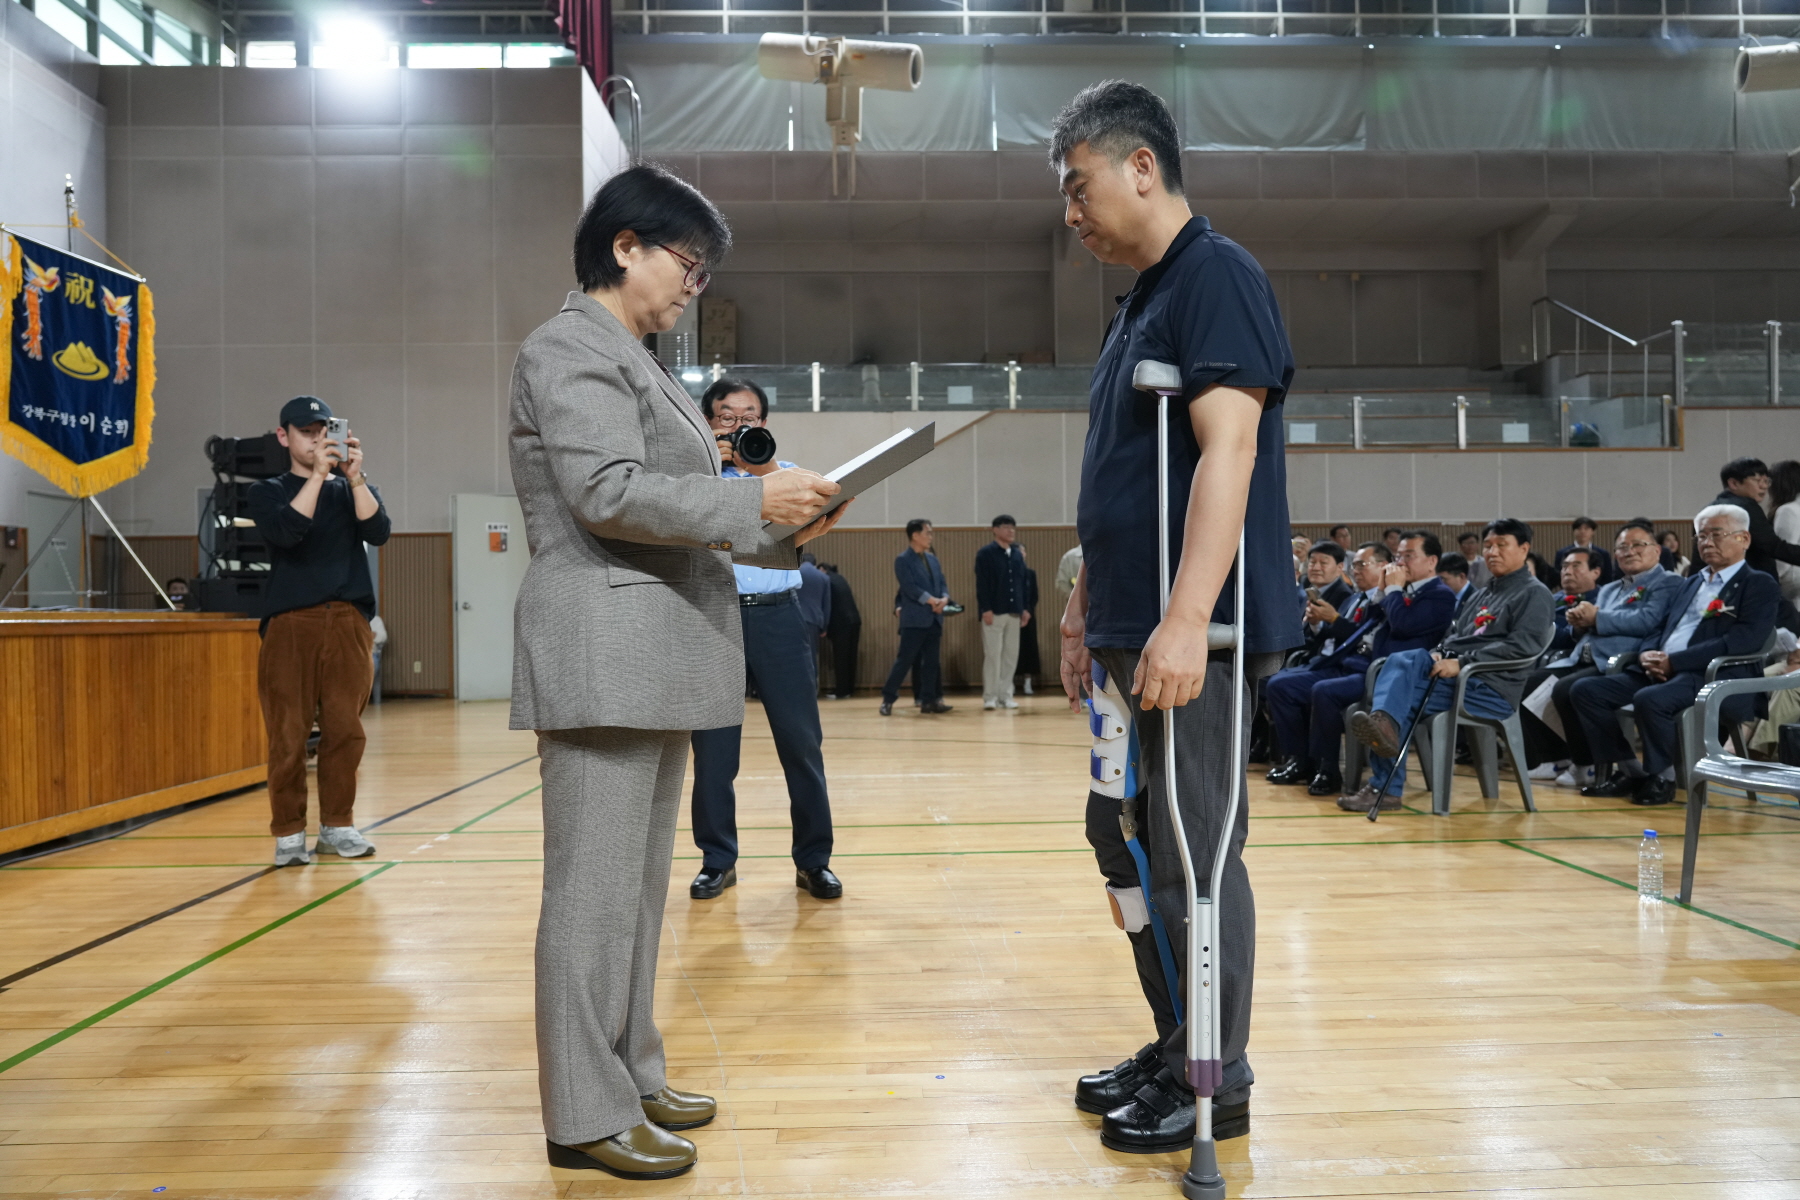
{"left": 0, "top": 230, "right": 155, "bottom": 497}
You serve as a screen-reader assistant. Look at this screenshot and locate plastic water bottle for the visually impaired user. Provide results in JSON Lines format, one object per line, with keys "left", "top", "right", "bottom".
{"left": 1637, "top": 830, "right": 1663, "bottom": 901}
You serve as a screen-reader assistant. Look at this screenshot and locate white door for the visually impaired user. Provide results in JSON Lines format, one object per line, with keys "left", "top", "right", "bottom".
{"left": 25, "top": 490, "right": 83, "bottom": 607}
{"left": 452, "top": 494, "right": 529, "bottom": 701}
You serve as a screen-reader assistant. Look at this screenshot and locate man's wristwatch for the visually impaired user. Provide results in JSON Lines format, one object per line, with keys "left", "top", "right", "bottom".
{"left": 351, "top": 476, "right": 368, "bottom": 489}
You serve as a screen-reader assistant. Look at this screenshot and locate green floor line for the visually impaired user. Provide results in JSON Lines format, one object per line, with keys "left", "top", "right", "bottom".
{"left": 1499, "top": 840, "right": 1800, "bottom": 951}
{"left": 447, "top": 785, "right": 542, "bottom": 834}
{"left": 0, "top": 862, "right": 397, "bottom": 1076}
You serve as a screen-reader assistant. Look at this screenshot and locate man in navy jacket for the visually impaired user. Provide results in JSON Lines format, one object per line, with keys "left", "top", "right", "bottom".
{"left": 1572, "top": 504, "right": 1780, "bottom": 806}
{"left": 1282, "top": 532, "right": 1457, "bottom": 796}
{"left": 880, "top": 519, "right": 953, "bottom": 715}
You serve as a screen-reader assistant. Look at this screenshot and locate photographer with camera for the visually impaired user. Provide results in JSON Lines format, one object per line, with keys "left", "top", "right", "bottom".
{"left": 687, "top": 376, "right": 843, "bottom": 902}
{"left": 247, "top": 396, "right": 392, "bottom": 868}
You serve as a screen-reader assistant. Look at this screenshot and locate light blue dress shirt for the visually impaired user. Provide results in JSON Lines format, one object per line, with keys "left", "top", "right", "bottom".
{"left": 1661, "top": 559, "right": 1745, "bottom": 655}
{"left": 724, "top": 461, "right": 802, "bottom": 595}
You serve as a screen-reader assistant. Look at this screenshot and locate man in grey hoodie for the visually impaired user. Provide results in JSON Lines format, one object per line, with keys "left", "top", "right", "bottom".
{"left": 1339, "top": 517, "right": 1555, "bottom": 812}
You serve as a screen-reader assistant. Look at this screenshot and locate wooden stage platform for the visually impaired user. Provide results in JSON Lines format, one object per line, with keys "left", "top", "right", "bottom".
{"left": 1, "top": 694, "right": 1797, "bottom": 1197}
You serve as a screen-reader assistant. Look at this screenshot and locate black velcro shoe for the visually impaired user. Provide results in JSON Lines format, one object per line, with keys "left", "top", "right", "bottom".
{"left": 1099, "top": 1066, "right": 1250, "bottom": 1153}
{"left": 1074, "top": 1043, "right": 1160, "bottom": 1114}
{"left": 689, "top": 866, "right": 736, "bottom": 900}
{"left": 797, "top": 866, "right": 843, "bottom": 899}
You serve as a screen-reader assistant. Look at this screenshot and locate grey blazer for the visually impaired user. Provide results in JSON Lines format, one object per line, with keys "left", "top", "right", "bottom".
{"left": 508, "top": 291, "right": 795, "bottom": 732}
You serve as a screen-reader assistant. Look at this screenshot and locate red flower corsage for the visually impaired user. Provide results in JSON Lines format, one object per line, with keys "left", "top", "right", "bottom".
{"left": 1473, "top": 607, "right": 1496, "bottom": 631}
{"left": 1702, "top": 598, "right": 1734, "bottom": 619}
{"left": 1560, "top": 593, "right": 1581, "bottom": 607}
{"left": 1623, "top": 586, "right": 1647, "bottom": 606}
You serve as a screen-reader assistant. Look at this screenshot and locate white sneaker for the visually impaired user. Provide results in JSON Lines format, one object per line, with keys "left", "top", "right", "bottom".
{"left": 1528, "top": 763, "right": 1558, "bottom": 781}
{"left": 1000, "top": 698, "right": 1020, "bottom": 709}
{"left": 315, "top": 824, "right": 376, "bottom": 858}
{"left": 1022, "top": 679, "right": 1034, "bottom": 695}
{"left": 274, "top": 832, "right": 313, "bottom": 867}
{"left": 983, "top": 698, "right": 997, "bottom": 710}
{"left": 1556, "top": 765, "right": 1594, "bottom": 788}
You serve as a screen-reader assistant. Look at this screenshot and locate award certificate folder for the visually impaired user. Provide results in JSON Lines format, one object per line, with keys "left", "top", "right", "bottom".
{"left": 763, "top": 422, "right": 936, "bottom": 538}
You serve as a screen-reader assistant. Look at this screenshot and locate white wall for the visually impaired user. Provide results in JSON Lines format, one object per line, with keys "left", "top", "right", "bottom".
{"left": 0, "top": 1, "right": 107, "bottom": 529}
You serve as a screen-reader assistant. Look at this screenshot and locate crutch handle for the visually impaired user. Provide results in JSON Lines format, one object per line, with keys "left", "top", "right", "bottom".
{"left": 1131, "top": 359, "right": 1182, "bottom": 394}
{"left": 1206, "top": 623, "right": 1238, "bottom": 651}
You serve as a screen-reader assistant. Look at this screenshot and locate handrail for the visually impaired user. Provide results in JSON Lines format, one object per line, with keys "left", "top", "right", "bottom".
{"left": 599, "top": 75, "right": 642, "bottom": 163}
{"left": 1536, "top": 297, "right": 1637, "bottom": 349}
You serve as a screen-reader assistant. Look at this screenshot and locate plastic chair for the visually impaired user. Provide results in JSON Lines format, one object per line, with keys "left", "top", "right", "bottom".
{"left": 1602, "top": 637, "right": 1774, "bottom": 797}
{"left": 1341, "top": 655, "right": 1387, "bottom": 792}
{"left": 1682, "top": 672, "right": 1800, "bottom": 901}
{"left": 1412, "top": 654, "right": 1542, "bottom": 816}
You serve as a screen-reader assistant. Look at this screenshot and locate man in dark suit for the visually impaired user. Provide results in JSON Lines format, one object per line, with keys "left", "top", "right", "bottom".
{"left": 1436, "top": 552, "right": 1473, "bottom": 613}
{"left": 880, "top": 518, "right": 953, "bottom": 715}
{"left": 1554, "top": 517, "right": 1616, "bottom": 584}
{"left": 797, "top": 553, "right": 831, "bottom": 675}
{"left": 1296, "top": 540, "right": 1353, "bottom": 659}
{"left": 821, "top": 563, "right": 862, "bottom": 699}
{"left": 1572, "top": 503, "right": 1781, "bottom": 807}
{"left": 1715, "top": 456, "right": 1800, "bottom": 581}
{"left": 1264, "top": 541, "right": 1392, "bottom": 793}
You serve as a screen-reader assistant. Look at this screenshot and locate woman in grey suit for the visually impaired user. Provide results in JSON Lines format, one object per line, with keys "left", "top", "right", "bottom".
{"left": 509, "top": 164, "right": 844, "bottom": 1180}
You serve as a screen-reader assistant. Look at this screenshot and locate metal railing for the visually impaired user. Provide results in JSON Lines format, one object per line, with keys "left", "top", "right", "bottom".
{"left": 614, "top": 0, "right": 1800, "bottom": 38}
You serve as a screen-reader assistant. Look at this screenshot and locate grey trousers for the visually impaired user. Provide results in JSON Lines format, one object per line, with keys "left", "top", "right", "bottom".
{"left": 535, "top": 725, "right": 689, "bottom": 1145}
{"left": 1087, "top": 648, "right": 1280, "bottom": 1107}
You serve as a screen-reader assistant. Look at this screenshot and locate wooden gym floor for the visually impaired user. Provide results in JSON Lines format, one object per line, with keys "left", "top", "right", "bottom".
{"left": 2, "top": 694, "right": 1799, "bottom": 1198}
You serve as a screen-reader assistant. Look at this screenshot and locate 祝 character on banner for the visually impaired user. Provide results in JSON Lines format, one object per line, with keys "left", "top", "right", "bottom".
{"left": 21, "top": 255, "right": 60, "bottom": 360}
{"left": 102, "top": 287, "right": 132, "bottom": 384}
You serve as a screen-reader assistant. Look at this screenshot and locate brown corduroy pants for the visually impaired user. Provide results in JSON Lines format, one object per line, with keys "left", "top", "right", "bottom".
{"left": 258, "top": 601, "right": 375, "bottom": 837}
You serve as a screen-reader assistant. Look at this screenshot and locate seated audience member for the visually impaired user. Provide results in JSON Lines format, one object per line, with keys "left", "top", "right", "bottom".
{"left": 1554, "top": 517, "right": 1616, "bottom": 584}
{"left": 166, "top": 577, "right": 193, "bottom": 610}
{"left": 1297, "top": 540, "right": 1352, "bottom": 658}
{"left": 1545, "top": 548, "right": 1604, "bottom": 660}
{"left": 1436, "top": 553, "right": 1473, "bottom": 614}
{"left": 1271, "top": 535, "right": 1456, "bottom": 797}
{"left": 1771, "top": 461, "right": 1800, "bottom": 604}
{"left": 1521, "top": 530, "right": 1682, "bottom": 786}
{"left": 1659, "top": 530, "right": 1691, "bottom": 577}
{"left": 1458, "top": 531, "right": 1492, "bottom": 589}
{"left": 1339, "top": 518, "right": 1554, "bottom": 812}
{"left": 1748, "top": 641, "right": 1800, "bottom": 758}
{"left": 1571, "top": 504, "right": 1780, "bottom": 807}
{"left": 1330, "top": 524, "right": 1354, "bottom": 552}
{"left": 1265, "top": 543, "right": 1390, "bottom": 789}
{"left": 1715, "top": 456, "right": 1800, "bottom": 582}
{"left": 1381, "top": 528, "right": 1403, "bottom": 554}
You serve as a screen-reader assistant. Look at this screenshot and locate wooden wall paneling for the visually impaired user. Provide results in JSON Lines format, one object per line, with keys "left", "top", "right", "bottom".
{"left": 803, "top": 525, "right": 1078, "bottom": 693}
{"left": 0, "top": 616, "right": 266, "bottom": 851}
{"left": 87, "top": 535, "right": 200, "bottom": 608}
{"left": 380, "top": 533, "right": 454, "bottom": 696}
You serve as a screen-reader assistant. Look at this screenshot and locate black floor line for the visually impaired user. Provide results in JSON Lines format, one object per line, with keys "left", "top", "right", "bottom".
{"left": 0, "top": 867, "right": 277, "bottom": 993}
{"left": 0, "top": 756, "right": 536, "bottom": 994}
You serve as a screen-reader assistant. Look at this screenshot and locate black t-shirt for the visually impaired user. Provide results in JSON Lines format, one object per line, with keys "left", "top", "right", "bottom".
{"left": 247, "top": 472, "right": 392, "bottom": 632}
{"left": 1078, "top": 216, "right": 1301, "bottom": 656}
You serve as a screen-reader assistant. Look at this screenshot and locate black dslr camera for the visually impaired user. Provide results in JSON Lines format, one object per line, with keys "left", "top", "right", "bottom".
{"left": 723, "top": 425, "right": 777, "bottom": 467}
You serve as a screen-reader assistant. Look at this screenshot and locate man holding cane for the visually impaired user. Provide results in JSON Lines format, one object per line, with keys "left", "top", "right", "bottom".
{"left": 1053, "top": 81, "right": 1299, "bottom": 1154}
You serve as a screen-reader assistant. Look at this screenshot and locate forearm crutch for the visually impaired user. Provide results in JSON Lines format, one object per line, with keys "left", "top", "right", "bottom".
{"left": 1131, "top": 360, "right": 1244, "bottom": 1200}
{"left": 1364, "top": 674, "right": 1442, "bottom": 825}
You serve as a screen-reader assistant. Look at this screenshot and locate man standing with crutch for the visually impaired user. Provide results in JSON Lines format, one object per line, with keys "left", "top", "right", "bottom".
{"left": 1052, "top": 81, "right": 1300, "bottom": 1190}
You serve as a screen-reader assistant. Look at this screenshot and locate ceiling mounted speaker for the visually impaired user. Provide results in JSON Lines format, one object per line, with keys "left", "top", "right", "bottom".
{"left": 757, "top": 33, "right": 923, "bottom": 198}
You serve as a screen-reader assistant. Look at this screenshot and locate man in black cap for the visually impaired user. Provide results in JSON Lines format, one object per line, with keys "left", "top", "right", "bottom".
{"left": 248, "top": 396, "right": 391, "bottom": 868}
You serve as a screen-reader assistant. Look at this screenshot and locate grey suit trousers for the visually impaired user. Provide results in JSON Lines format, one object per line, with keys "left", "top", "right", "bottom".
{"left": 535, "top": 725, "right": 689, "bottom": 1145}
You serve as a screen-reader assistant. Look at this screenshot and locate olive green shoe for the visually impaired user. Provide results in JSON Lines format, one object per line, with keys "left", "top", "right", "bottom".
{"left": 642, "top": 1085, "right": 716, "bottom": 1130}
{"left": 545, "top": 1122, "right": 697, "bottom": 1179}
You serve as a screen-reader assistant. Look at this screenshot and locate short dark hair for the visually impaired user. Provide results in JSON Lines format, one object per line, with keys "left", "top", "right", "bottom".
{"left": 1436, "top": 552, "right": 1469, "bottom": 578}
{"left": 905, "top": 518, "right": 932, "bottom": 539}
{"left": 992, "top": 514, "right": 1016, "bottom": 528}
{"left": 1400, "top": 530, "right": 1441, "bottom": 559}
{"left": 1048, "top": 80, "right": 1184, "bottom": 194}
{"left": 1329, "top": 524, "right": 1351, "bottom": 538}
{"left": 1721, "top": 456, "right": 1770, "bottom": 487}
{"left": 1458, "top": 530, "right": 1481, "bottom": 545}
{"left": 701, "top": 375, "right": 767, "bottom": 420}
{"left": 1619, "top": 519, "right": 1657, "bottom": 540}
{"left": 1562, "top": 546, "right": 1599, "bottom": 570}
{"left": 165, "top": 576, "right": 188, "bottom": 588}
{"left": 1356, "top": 541, "right": 1393, "bottom": 564}
{"left": 573, "top": 163, "right": 731, "bottom": 292}
{"left": 1307, "top": 539, "right": 1345, "bottom": 563}
{"left": 800, "top": 552, "right": 817, "bottom": 565}
{"left": 1572, "top": 516, "right": 1598, "bottom": 532}
{"left": 1484, "top": 517, "right": 1534, "bottom": 547}
{"left": 1381, "top": 527, "right": 1403, "bottom": 539}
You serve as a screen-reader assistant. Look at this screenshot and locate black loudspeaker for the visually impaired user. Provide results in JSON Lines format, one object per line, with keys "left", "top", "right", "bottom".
{"left": 206, "top": 433, "right": 289, "bottom": 479}
{"left": 1779, "top": 724, "right": 1800, "bottom": 767}
{"left": 196, "top": 576, "right": 270, "bottom": 618}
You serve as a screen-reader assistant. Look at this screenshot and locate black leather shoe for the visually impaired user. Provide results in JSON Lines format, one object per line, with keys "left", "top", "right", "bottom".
{"left": 689, "top": 866, "right": 736, "bottom": 900}
{"left": 1074, "top": 1043, "right": 1160, "bottom": 1114}
{"left": 1632, "top": 776, "right": 1677, "bottom": 806}
{"left": 1247, "top": 735, "right": 1270, "bottom": 765}
{"left": 1307, "top": 769, "right": 1344, "bottom": 797}
{"left": 1099, "top": 1066, "right": 1249, "bottom": 1153}
{"left": 797, "top": 866, "right": 843, "bottom": 898}
{"left": 879, "top": 701, "right": 893, "bottom": 715}
{"left": 1265, "top": 758, "right": 1313, "bottom": 786}
{"left": 1582, "top": 771, "right": 1645, "bottom": 800}
{"left": 921, "top": 701, "right": 954, "bottom": 714}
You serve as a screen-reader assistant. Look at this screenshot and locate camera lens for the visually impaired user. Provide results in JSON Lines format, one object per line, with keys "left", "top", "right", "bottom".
{"left": 732, "top": 426, "right": 777, "bottom": 466}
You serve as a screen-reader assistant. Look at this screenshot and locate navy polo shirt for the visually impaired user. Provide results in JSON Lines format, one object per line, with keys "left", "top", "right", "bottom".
{"left": 1077, "top": 216, "right": 1301, "bottom": 657}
